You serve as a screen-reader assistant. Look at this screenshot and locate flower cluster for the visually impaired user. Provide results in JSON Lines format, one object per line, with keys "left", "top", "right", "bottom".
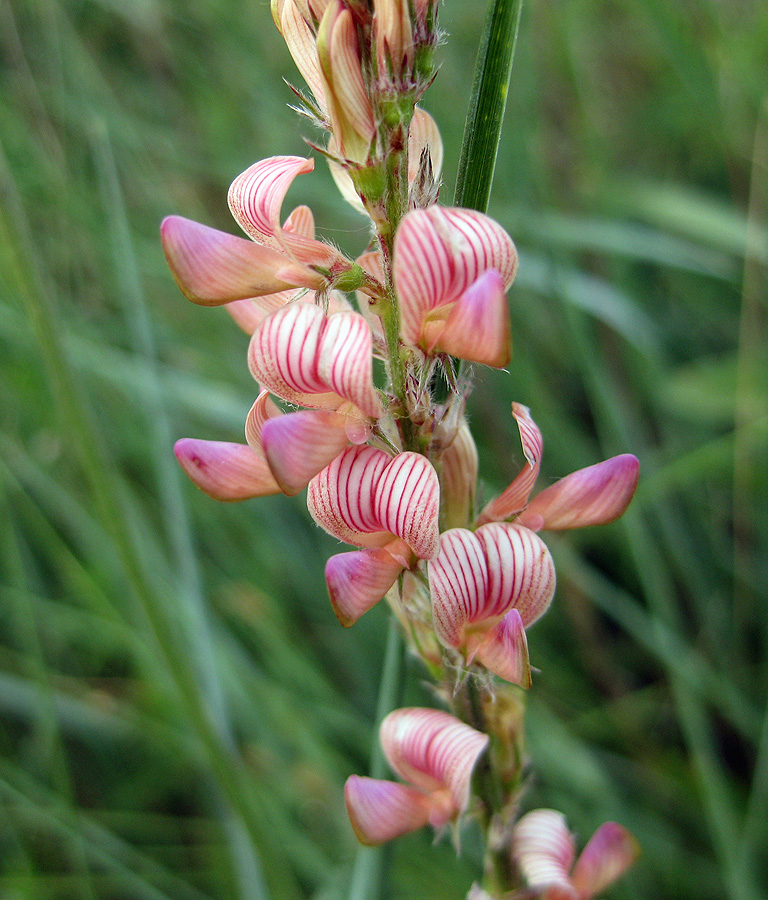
{"left": 163, "top": 1, "right": 641, "bottom": 895}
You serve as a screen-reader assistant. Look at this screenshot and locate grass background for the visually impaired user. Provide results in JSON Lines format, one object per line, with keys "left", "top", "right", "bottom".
{"left": 1, "top": 0, "right": 767, "bottom": 898}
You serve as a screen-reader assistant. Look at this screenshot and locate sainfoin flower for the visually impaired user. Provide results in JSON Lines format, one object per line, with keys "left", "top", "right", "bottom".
{"left": 510, "top": 809, "right": 639, "bottom": 900}
{"left": 345, "top": 708, "right": 489, "bottom": 844}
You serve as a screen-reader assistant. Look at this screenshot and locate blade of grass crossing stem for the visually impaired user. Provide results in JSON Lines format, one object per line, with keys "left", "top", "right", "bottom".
{"left": 90, "top": 122, "right": 269, "bottom": 900}
{"left": 454, "top": 0, "right": 523, "bottom": 213}
{"left": 348, "top": 617, "right": 405, "bottom": 900}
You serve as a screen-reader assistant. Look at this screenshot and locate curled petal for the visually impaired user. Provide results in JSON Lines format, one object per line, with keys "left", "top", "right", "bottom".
{"left": 244, "top": 390, "right": 284, "bottom": 458}
{"left": 380, "top": 708, "right": 489, "bottom": 814}
{"left": 518, "top": 454, "right": 640, "bottom": 532}
{"left": 511, "top": 810, "right": 577, "bottom": 896}
{"left": 477, "top": 523, "right": 556, "bottom": 627}
{"left": 317, "top": 311, "right": 383, "bottom": 418}
{"left": 470, "top": 609, "right": 531, "bottom": 687}
{"left": 394, "top": 206, "right": 518, "bottom": 348}
{"left": 570, "top": 822, "right": 640, "bottom": 898}
{"left": 426, "top": 269, "right": 511, "bottom": 367}
{"left": 283, "top": 204, "right": 316, "bottom": 239}
{"left": 477, "top": 403, "right": 542, "bottom": 525}
{"left": 228, "top": 157, "right": 340, "bottom": 269}
{"left": 325, "top": 539, "right": 409, "bottom": 626}
{"left": 174, "top": 439, "right": 280, "bottom": 501}
{"left": 373, "top": 452, "right": 440, "bottom": 559}
{"left": 262, "top": 408, "right": 350, "bottom": 495}
{"left": 345, "top": 776, "right": 432, "bottom": 845}
{"left": 160, "top": 216, "right": 295, "bottom": 305}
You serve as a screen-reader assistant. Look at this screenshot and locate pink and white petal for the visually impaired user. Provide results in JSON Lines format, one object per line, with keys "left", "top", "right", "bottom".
{"left": 325, "top": 541, "right": 409, "bottom": 626}
{"left": 248, "top": 302, "right": 340, "bottom": 406}
{"left": 471, "top": 609, "right": 532, "bottom": 687}
{"left": 318, "top": 311, "right": 383, "bottom": 418}
{"left": 476, "top": 403, "right": 542, "bottom": 525}
{"left": 344, "top": 776, "right": 432, "bottom": 845}
{"left": 394, "top": 206, "right": 518, "bottom": 347}
{"left": 428, "top": 269, "right": 511, "bottom": 367}
{"left": 160, "top": 216, "right": 294, "bottom": 305}
{"left": 174, "top": 439, "right": 280, "bottom": 501}
{"left": 518, "top": 454, "right": 640, "bottom": 532}
{"left": 476, "top": 523, "right": 556, "bottom": 627}
{"left": 261, "top": 408, "right": 350, "bottom": 495}
{"left": 244, "top": 390, "right": 283, "bottom": 458}
{"left": 511, "top": 810, "right": 577, "bottom": 895}
{"left": 307, "top": 445, "right": 392, "bottom": 547}
{"left": 570, "top": 822, "right": 640, "bottom": 899}
{"left": 440, "top": 419, "right": 479, "bottom": 530}
{"left": 374, "top": 452, "right": 440, "bottom": 559}
{"left": 429, "top": 529, "right": 488, "bottom": 649}
{"left": 283, "top": 204, "right": 316, "bottom": 239}
{"left": 225, "top": 290, "right": 299, "bottom": 334}
{"left": 409, "top": 107, "right": 444, "bottom": 185}
{"left": 380, "top": 708, "right": 489, "bottom": 812}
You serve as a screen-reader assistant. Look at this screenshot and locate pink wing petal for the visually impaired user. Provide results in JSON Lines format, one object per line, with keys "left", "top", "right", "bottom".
{"left": 318, "top": 311, "right": 383, "bottom": 418}
{"left": 477, "top": 403, "right": 542, "bottom": 525}
{"left": 394, "top": 206, "right": 518, "bottom": 348}
{"left": 476, "top": 523, "right": 556, "bottom": 627}
{"left": 380, "top": 708, "right": 489, "bottom": 813}
{"left": 428, "top": 269, "right": 511, "bottom": 368}
{"left": 325, "top": 540, "right": 409, "bottom": 625}
{"left": 306, "top": 445, "right": 392, "bottom": 547}
{"left": 344, "top": 776, "right": 432, "bottom": 845}
{"left": 160, "top": 216, "right": 294, "bottom": 305}
{"left": 471, "top": 608, "right": 532, "bottom": 687}
{"left": 174, "top": 439, "right": 280, "bottom": 500}
{"left": 429, "top": 528, "right": 489, "bottom": 649}
{"left": 518, "top": 454, "right": 640, "bottom": 532}
{"left": 374, "top": 452, "right": 440, "bottom": 559}
{"left": 248, "top": 302, "right": 343, "bottom": 408}
{"left": 570, "top": 822, "right": 640, "bottom": 899}
{"left": 511, "top": 809, "right": 578, "bottom": 897}
{"left": 261, "top": 408, "right": 350, "bottom": 495}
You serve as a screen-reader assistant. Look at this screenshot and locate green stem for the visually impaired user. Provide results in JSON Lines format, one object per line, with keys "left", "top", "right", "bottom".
{"left": 454, "top": 0, "right": 524, "bottom": 213}
{"left": 348, "top": 616, "right": 406, "bottom": 900}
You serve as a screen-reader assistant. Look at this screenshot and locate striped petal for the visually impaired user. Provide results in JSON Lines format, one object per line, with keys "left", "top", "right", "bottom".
{"left": 248, "top": 302, "right": 342, "bottom": 408}
{"left": 477, "top": 403, "right": 543, "bottom": 525}
{"left": 511, "top": 810, "right": 577, "bottom": 897}
{"left": 244, "top": 390, "right": 284, "bottom": 459}
{"left": 307, "top": 446, "right": 440, "bottom": 556}
{"left": 228, "top": 156, "right": 340, "bottom": 268}
{"left": 380, "top": 708, "right": 489, "bottom": 815}
{"left": 174, "top": 439, "right": 280, "bottom": 501}
{"left": 570, "top": 822, "right": 640, "bottom": 899}
{"left": 273, "top": 0, "right": 328, "bottom": 112}
{"left": 517, "top": 454, "right": 640, "bottom": 532}
{"left": 394, "top": 206, "right": 518, "bottom": 348}
{"left": 160, "top": 216, "right": 296, "bottom": 305}
{"left": 325, "top": 539, "right": 410, "bottom": 625}
{"left": 344, "top": 776, "right": 432, "bottom": 845}
{"left": 261, "top": 408, "right": 350, "bottom": 495}
{"left": 440, "top": 419, "right": 479, "bottom": 529}
{"left": 317, "top": 310, "right": 383, "bottom": 418}
{"left": 476, "top": 523, "right": 556, "bottom": 627}
{"left": 425, "top": 269, "right": 511, "bottom": 367}
{"left": 429, "top": 528, "right": 489, "bottom": 649}
{"left": 225, "top": 291, "right": 298, "bottom": 333}
{"left": 408, "top": 107, "right": 444, "bottom": 186}
{"left": 470, "top": 609, "right": 531, "bottom": 687}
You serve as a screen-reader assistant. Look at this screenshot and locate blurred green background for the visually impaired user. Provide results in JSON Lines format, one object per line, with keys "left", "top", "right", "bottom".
{"left": 1, "top": 0, "right": 767, "bottom": 898}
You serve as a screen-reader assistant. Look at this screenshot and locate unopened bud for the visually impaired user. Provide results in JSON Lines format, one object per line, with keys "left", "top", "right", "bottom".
{"left": 373, "top": 0, "right": 413, "bottom": 80}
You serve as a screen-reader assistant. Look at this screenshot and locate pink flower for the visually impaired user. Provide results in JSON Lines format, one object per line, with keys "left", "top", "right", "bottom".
{"left": 428, "top": 523, "right": 556, "bottom": 685}
{"left": 511, "top": 809, "right": 639, "bottom": 900}
{"left": 345, "top": 707, "right": 489, "bottom": 844}
{"left": 393, "top": 205, "right": 519, "bottom": 366}
{"left": 476, "top": 404, "right": 639, "bottom": 530}
{"left": 307, "top": 445, "right": 440, "bottom": 624}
